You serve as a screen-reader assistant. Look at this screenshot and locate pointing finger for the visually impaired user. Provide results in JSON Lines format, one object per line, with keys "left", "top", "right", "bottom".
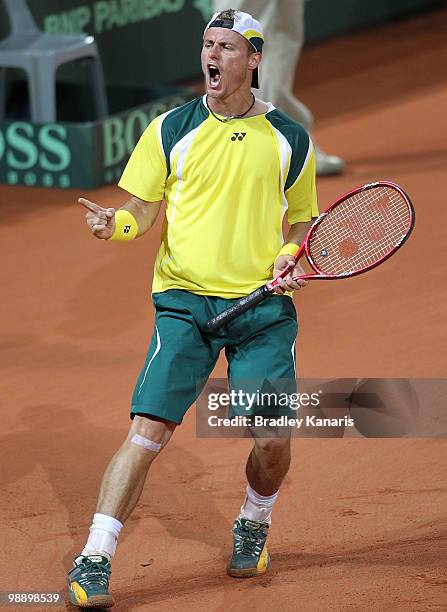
{"left": 79, "top": 197, "right": 105, "bottom": 214}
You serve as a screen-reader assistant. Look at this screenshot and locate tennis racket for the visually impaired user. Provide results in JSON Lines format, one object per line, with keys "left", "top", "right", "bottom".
{"left": 204, "top": 181, "right": 415, "bottom": 333}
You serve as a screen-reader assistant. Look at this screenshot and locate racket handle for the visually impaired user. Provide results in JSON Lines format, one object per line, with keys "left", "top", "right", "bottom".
{"left": 204, "top": 285, "right": 271, "bottom": 333}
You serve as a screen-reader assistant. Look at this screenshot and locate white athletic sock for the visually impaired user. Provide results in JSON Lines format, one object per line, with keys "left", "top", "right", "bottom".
{"left": 239, "top": 484, "right": 279, "bottom": 525}
{"left": 81, "top": 513, "right": 123, "bottom": 560}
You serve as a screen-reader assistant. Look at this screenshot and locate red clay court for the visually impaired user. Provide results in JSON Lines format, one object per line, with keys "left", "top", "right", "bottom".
{"left": 1, "top": 7, "right": 447, "bottom": 611}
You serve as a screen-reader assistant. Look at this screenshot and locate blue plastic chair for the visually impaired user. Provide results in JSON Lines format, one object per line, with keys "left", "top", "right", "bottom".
{"left": 0, "top": 0, "right": 108, "bottom": 122}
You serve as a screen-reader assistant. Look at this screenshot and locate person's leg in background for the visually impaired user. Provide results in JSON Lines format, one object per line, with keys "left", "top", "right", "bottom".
{"left": 258, "top": 0, "right": 314, "bottom": 128}
{"left": 211, "top": 0, "right": 344, "bottom": 175}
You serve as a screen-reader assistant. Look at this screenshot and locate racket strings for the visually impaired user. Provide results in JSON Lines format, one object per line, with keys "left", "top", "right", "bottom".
{"left": 312, "top": 191, "right": 407, "bottom": 273}
{"left": 309, "top": 187, "right": 411, "bottom": 276}
{"left": 312, "top": 189, "right": 409, "bottom": 274}
{"left": 334, "top": 192, "right": 407, "bottom": 264}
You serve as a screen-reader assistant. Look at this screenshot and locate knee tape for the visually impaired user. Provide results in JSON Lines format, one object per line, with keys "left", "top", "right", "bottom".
{"left": 131, "top": 433, "right": 162, "bottom": 453}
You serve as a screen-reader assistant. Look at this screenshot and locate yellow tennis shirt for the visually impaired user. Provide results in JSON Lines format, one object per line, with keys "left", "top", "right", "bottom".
{"left": 118, "top": 96, "right": 318, "bottom": 298}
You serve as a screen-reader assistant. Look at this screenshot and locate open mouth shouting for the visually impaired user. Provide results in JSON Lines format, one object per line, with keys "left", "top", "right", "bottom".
{"left": 208, "top": 63, "right": 222, "bottom": 90}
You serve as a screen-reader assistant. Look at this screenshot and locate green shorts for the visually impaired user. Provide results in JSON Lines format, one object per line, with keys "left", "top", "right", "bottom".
{"left": 131, "top": 289, "right": 298, "bottom": 424}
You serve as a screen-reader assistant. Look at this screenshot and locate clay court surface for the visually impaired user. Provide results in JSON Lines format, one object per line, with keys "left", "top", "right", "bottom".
{"left": 1, "top": 8, "right": 447, "bottom": 611}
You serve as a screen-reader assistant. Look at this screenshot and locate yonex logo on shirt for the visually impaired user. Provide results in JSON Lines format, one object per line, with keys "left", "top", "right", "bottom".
{"left": 124, "top": 225, "right": 131, "bottom": 234}
{"left": 231, "top": 132, "right": 246, "bottom": 142}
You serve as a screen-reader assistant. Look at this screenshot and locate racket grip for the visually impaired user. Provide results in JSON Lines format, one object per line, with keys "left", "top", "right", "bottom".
{"left": 203, "top": 285, "right": 270, "bottom": 333}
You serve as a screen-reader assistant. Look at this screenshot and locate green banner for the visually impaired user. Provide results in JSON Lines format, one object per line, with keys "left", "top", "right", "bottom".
{"left": 0, "top": 90, "right": 193, "bottom": 189}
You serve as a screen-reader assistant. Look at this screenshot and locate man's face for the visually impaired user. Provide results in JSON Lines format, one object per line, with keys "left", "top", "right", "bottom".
{"left": 201, "top": 27, "right": 258, "bottom": 99}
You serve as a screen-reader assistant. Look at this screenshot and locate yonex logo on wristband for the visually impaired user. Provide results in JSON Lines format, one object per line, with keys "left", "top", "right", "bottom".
{"left": 231, "top": 132, "right": 246, "bottom": 141}
{"left": 109, "top": 210, "right": 138, "bottom": 241}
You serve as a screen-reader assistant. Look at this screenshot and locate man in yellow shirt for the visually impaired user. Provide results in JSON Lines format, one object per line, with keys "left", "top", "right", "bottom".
{"left": 68, "top": 9, "right": 318, "bottom": 609}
